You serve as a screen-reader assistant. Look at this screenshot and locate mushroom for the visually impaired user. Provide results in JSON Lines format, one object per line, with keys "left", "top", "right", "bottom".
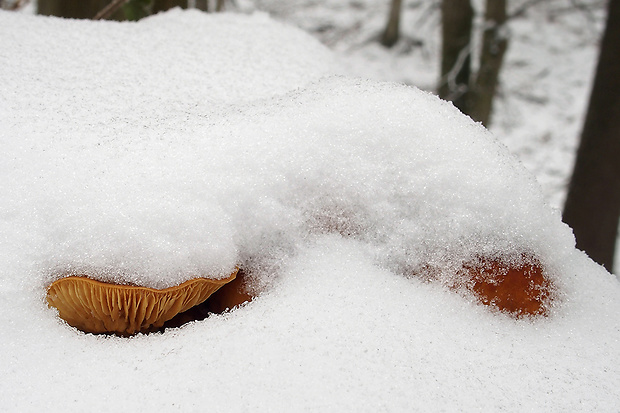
{"left": 462, "top": 257, "right": 554, "bottom": 317}
{"left": 204, "top": 269, "right": 254, "bottom": 314}
{"left": 413, "top": 256, "right": 555, "bottom": 317}
{"left": 46, "top": 270, "right": 238, "bottom": 335}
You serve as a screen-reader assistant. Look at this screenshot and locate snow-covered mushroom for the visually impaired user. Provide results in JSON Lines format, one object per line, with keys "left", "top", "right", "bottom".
{"left": 46, "top": 270, "right": 238, "bottom": 335}
{"left": 414, "top": 256, "right": 554, "bottom": 317}
{"left": 461, "top": 258, "right": 554, "bottom": 317}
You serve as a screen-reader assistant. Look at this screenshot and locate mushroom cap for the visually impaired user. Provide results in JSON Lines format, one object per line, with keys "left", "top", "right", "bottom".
{"left": 462, "top": 258, "right": 553, "bottom": 317}
{"left": 46, "top": 270, "right": 238, "bottom": 335}
{"left": 413, "top": 256, "right": 555, "bottom": 317}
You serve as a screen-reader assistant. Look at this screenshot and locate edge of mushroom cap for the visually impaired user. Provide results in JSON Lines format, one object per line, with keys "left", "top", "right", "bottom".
{"left": 46, "top": 269, "right": 238, "bottom": 335}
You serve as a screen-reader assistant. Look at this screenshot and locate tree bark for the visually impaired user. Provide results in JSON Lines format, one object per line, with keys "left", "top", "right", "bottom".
{"left": 195, "top": 0, "right": 208, "bottom": 11}
{"left": 469, "top": 0, "right": 508, "bottom": 126}
{"left": 563, "top": 0, "right": 620, "bottom": 272}
{"left": 38, "top": 0, "right": 121, "bottom": 19}
{"left": 152, "top": 0, "right": 186, "bottom": 14}
{"left": 381, "top": 0, "right": 403, "bottom": 48}
{"left": 122, "top": 0, "right": 152, "bottom": 20}
{"left": 94, "top": 0, "right": 129, "bottom": 20}
{"left": 438, "top": 0, "right": 474, "bottom": 114}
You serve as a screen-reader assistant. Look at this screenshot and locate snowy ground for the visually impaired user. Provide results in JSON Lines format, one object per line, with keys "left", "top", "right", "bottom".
{"left": 1, "top": 5, "right": 620, "bottom": 412}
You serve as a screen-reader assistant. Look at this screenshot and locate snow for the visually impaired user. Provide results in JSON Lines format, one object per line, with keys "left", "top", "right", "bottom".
{"left": 250, "top": 0, "right": 620, "bottom": 273}
{"left": 252, "top": 0, "right": 604, "bottom": 210}
{"left": 1, "top": 7, "right": 620, "bottom": 411}
{"left": 1, "top": 9, "right": 339, "bottom": 288}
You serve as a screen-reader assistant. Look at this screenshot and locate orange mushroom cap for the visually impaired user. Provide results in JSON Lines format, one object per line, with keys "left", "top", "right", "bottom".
{"left": 462, "top": 258, "right": 554, "bottom": 317}
{"left": 413, "top": 256, "right": 555, "bottom": 317}
{"left": 46, "top": 270, "right": 238, "bottom": 335}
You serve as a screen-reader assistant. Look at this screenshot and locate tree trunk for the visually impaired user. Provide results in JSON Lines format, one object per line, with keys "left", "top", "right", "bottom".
{"left": 122, "top": 0, "right": 152, "bottom": 20}
{"left": 438, "top": 0, "right": 474, "bottom": 114}
{"left": 381, "top": 0, "right": 403, "bottom": 48}
{"left": 563, "top": 0, "right": 620, "bottom": 272}
{"left": 468, "top": 0, "right": 508, "bottom": 126}
{"left": 38, "top": 0, "right": 121, "bottom": 19}
{"left": 152, "top": 0, "right": 186, "bottom": 14}
{"left": 195, "top": 0, "right": 208, "bottom": 11}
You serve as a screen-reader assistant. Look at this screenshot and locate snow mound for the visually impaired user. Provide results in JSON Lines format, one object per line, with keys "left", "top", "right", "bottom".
{"left": 1, "top": 9, "right": 573, "bottom": 289}
{"left": 1, "top": 8, "right": 338, "bottom": 288}
{"left": 1, "top": 9, "right": 620, "bottom": 411}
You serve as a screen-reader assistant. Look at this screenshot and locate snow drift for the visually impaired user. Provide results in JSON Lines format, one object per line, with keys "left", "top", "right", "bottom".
{"left": 1, "top": 8, "right": 619, "bottom": 411}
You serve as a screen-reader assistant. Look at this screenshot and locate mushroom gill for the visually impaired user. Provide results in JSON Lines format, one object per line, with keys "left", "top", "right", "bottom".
{"left": 46, "top": 270, "right": 238, "bottom": 336}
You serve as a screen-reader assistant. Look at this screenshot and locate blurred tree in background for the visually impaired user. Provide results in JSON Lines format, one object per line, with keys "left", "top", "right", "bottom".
{"left": 0, "top": 0, "right": 27, "bottom": 10}
{"left": 438, "top": 0, "right": 507, "bottom": 127}
{"left": 563, "top": 0, "right": 620, "bottom": 272}
{"left": 38, "top": 0, "right": 124, "bottom": 19}
{"left": 468, "top": 0, "right": 508, "bottom": 127}
{"left": 151, "top": 0, "right": 186, "bottom": 14}
{"left": 438, "top": 0, "right": 473, "bottom": 115}
{"left": 35, "top": 0, "right": 229, "bottom": 20}
{"left": 381, "top": 0, "right": 403, "bottom": 48}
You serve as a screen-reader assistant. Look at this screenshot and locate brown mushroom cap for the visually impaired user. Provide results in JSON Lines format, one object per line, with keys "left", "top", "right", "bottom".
{"left": 46, "top": 270, "right": 238, "bottom": 335}
{"left": 462, "top": 258, "right": 554, "bottom": 317}
{"left": 413, "top": 256, "right": 555, "bottom": 317}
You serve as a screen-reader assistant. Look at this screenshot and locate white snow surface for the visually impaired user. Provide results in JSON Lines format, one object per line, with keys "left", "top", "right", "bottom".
{"left": 1, "top": 9, "right": 620, "bottom": 411}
